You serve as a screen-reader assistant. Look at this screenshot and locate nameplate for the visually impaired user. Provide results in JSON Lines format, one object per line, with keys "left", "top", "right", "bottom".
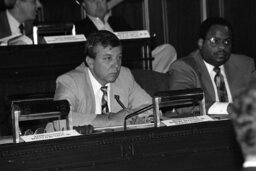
{"left": 161, "top": 115, "right": 214, "bottom": 126}
{"left": 43, "top": 34, "right": 86, "bottom": 44}
{"left": 114, "top": 30, "right": 150, "bottom": 40}
{"left": 21, "top": 130, "right": 80, "bottom": 142}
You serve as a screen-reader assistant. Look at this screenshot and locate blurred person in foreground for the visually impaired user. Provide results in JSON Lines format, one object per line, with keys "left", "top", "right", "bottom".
{"left": 232, "top": 80, "right": 256, "bottom": 171}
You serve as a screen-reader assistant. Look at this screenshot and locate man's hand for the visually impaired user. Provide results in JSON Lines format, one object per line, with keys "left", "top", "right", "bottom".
{"left": 73, "top": 125, "right": 94, "bottom": 134}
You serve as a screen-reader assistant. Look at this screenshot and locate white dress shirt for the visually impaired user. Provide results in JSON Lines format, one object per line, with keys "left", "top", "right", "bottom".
{"left": 6, "top": 10, "right": 22, "bottom": 36}
{"left": 88, "top": 68, "right": 110, "bottom": 114}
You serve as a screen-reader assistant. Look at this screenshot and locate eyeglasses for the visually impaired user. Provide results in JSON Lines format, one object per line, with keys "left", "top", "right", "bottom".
{"left": 206, "top": 37, "right": 232, "bottom": 48}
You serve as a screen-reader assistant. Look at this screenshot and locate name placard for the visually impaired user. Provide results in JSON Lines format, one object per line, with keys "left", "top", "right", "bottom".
{"left": 114, "top": 30, "right": 150, "bottom": 40}
{"left": 21, "top": 130, "right": 80, "bottom": 142}
{"left": 43, "top": 34, "right": 86, "bottom": 44}
{"left": 161, "top": 115, "right": 214, "bottom": 126}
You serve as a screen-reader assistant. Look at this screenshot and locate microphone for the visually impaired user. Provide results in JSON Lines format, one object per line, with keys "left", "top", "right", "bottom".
{"left": 114, "top": 95, "right": 126, "bottom": 109}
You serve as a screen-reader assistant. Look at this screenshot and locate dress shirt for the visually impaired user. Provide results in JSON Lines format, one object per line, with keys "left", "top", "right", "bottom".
{"left": 6, "top": 10, "right": 21, "bottom": 36}
{"left": 88, "top": 68, "right": 110, "bottom": 114}
{"left": 203, "top": 61, "right": 232, "bottom": 102}
{"left": 87, "top": 14, "right": 114, "bottom": 32}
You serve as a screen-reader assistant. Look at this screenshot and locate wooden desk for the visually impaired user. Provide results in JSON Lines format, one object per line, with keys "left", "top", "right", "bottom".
{"left": 0, "top": 120, "right": 243, "bottom": 171}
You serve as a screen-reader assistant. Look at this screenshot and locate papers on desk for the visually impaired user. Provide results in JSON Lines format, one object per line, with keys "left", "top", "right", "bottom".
{"left": 21, "top": 130, "right": 80, "bottom": 142}
{"left": 161, "top": 115, "right": 214, "bottom": 126}
{"left": 208, "top": 102, "right": 229, "bottom": 115}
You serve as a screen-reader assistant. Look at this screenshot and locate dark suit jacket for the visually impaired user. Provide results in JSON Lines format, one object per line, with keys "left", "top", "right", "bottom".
{"left": 168, "top": 50, "right": 256, "bottom": 111}
{"left": 0, "top": 10, "right": 11, "bottom": 39}
{"left": 75, "top": 16, "right": 132, "bottom": 37}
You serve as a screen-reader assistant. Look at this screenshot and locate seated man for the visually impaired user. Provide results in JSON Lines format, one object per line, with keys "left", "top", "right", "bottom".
{"left": 75, "top": 0, "right": 176, "bottom": 73}
{"left": 231, "top": 81, "right": 256, "bottom": 171}
{"left": 0, "top": 0, "right": 42, "bottom": 45}
{"left": 168, "top": 17, "right": 256, "bottom": 115}
{"left": 52, "top": 30, "right": 152, "bottom": 130}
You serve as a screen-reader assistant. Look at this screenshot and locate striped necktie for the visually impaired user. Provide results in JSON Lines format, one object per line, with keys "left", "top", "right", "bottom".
{"left": 213, "top": 67, "right": 228, "bottom": 102}
{"left": 100, "top": 86, "right": 109, "bottom": 114}
{"left": 19, "top": 24, "right": 25, "bottom": 34}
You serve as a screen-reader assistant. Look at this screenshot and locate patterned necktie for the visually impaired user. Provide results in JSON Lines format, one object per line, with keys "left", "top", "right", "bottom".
{"left": 100, "top": 86, "right": 109, "bottom": 114}
{"left": 213, "top": 67, "right": 228, "bottom": 102}
{"left": 19, "top": 24, "right": 24, "bottom": 34}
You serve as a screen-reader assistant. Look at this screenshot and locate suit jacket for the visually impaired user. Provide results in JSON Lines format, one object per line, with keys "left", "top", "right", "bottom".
{"left": 75, "top": 16, "right": 132, "bottom": 37}
{"left": 54, "top": 63, "right": 152, "bottom": 127}
{"left": 168, "top": 50, "right": 256, "bottom": 111}
{"left": 0, "top": 10, "right": 11, "bottom": 39}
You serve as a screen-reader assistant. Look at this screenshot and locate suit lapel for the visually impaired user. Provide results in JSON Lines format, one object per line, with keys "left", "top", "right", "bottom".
{"left": 224, "top": 55, "right": 237, "bottom": 97}
{"left": 192, "top": 51, "right": 216, "bottom": 102}
{"left": 84, "top": 67, "right": 96, "bottom": 113}
{"left": 0, "top": 11, "right": 12, "bottom": 39}
{"left": 109, "top": 82, "right": 125, "bottom": 112}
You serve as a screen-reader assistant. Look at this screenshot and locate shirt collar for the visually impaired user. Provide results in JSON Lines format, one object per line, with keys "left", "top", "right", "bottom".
{"left": 87, "top": 67, "right": 110, "bottom": 94}
{"left": 203, "top": 60, "right": 224, "bottom": 74}
{"left": 6, "top": 10, "right": 22, "bottom": 36}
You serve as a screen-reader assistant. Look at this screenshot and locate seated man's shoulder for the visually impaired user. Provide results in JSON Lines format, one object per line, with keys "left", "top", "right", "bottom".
{"left": 118, "top": 66, "right": 132, "bottom": 77}
{"left": 57, "top": 63, "right": 86, "bottom": 81}
{"left": 231, "top": 53, "right": 253, "bottom": 62}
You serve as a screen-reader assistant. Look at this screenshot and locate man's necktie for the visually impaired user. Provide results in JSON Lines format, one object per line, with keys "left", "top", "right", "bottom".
{"left": 213, "top": 67, "right": 228, "bottom": 102}
{"left": 19, "top": 24, "right": 24, "bottom": 34}
{"left": 100, "top": 86, "right": 109, "bottom": 114}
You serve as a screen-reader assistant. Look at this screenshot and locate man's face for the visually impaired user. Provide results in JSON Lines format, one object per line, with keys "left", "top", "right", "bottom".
{"left": 199, "top": 25, "right": 232, "bottom": 67}
{"left": 87, "top": 44, "right": 122, "bottom": 85}
{"left": 84, "top": 0, "right": 108, "bottom": 19}
{"left": 19, "top": 0, "right": 41, "bottom": 21}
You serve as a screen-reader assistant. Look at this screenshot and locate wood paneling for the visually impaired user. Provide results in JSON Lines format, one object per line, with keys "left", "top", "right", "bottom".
{"left": 223, "top": 0, "right": 256, "bottom": 59}
{"left": 166, "top": 0, "right": 201, "bottom": 58}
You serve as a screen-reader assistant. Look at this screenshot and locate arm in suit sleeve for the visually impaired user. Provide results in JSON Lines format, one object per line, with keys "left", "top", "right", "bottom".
{"left": 168, "top": 60, "right": 200, "bottom": 90}
{"left": 54, "top": 75, "right": 114, "bottom": 128}
{"left": 125, "top": 68, "right": 152, "bottom": 109}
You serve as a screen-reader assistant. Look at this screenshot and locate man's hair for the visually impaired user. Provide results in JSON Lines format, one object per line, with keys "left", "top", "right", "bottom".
{"left": 84, "top": 30, "right": 121, "bottom": 64}
{"left": 231, "top": 80, "right": 256, "bottom": 157}
{"left": 4, "top": 0, "right": 17, "bottom": 9}
{"left": 199, "top": 17, "right": 233, "bottom": 39}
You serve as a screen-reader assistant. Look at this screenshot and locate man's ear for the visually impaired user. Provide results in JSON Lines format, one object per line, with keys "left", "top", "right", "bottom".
{"left": 85, "top": 56, "right": 94, "bottom": 69}
{"left": 198, "top": 38, "right": 204, "bottom": 50}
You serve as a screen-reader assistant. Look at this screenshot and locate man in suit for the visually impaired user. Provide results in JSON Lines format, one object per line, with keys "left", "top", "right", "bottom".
{"left": 232, "top": 80, "right": 256, "bottom": 171}
{"left": 168, "top": 17, "right": 256, "bottom": 114}
{"left": 0, "top": 0, "right": 41, "bottom": 44}
{"left": 75, "top": 0, "right": 177, "bottom": 73}
{"left": 53, "top": 30, "right": 152, "bottom": 129}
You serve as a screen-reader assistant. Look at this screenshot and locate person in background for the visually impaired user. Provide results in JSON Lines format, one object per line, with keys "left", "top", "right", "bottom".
{"left": 0, "top": 0, "right": 41, "bottom": 44}
{"left": 75, "top": 0, "right": 177, "bottom": 73}
{"left": 51, "top": 30, "right": 152, "bottom": 130}
{"left": 168, "top": 17, "right": 256, "bottom": 115}
{"left": 232, "top": 80, "right": 256, "bottom": 171}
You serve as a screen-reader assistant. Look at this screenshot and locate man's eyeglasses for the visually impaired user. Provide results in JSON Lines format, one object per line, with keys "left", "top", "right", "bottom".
{"left": 206, "top": 37, "right": 232, "bottom": 48}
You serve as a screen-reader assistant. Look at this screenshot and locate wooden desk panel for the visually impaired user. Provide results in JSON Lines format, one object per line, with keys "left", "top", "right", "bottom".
{"left": 0, "top": 120, "right": 243, "bottom": 171}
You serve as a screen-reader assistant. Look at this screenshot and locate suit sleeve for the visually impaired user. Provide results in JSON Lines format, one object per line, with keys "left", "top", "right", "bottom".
{"left": 168, "top": 60, "right": 200, "bottom": 90}
{"left": 125, "top": 69, "right": 152, "bottom": 109}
